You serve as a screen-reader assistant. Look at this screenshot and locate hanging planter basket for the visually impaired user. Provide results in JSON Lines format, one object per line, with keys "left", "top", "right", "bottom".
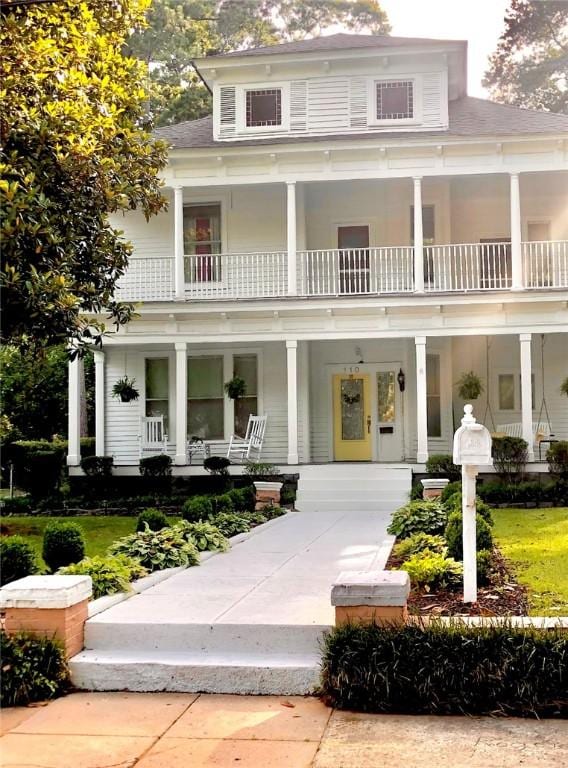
{"left": 112, "top": 376, "right": 139, "bottom": 403}
{"left": 224, "top": 376, "right": 247, "bottom": 400}
{"left": 456, "top": 371, "right": 484, "bottom": 401}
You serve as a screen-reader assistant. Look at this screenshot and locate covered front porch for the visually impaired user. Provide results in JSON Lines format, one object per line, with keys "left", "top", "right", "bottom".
{"left": 67, "top": 331, "right": 568, "bottom": 470}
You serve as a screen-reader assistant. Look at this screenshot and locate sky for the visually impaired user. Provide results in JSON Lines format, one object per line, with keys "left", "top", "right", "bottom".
{"left": 377, "top": 0, "right": 511, "bottom": 97}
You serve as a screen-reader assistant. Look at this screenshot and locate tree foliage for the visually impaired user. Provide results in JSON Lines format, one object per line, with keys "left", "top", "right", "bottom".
{"left": 129, "top": 0, "right": 391, "bottom": 126}
{"left": 0, "top": 0, "right": 168, "bottom": 353}
{"left": 484, "top": 0, "right": 568, "bottom": 113}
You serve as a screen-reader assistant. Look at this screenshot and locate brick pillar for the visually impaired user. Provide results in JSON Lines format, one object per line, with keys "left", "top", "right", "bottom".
{"left": 254, "top": 481, "right": 283, "bottom": 511}
{"left": 0, "top": 575, "right": 92, "bottom": 658}
{"left": 331, "top": 571, "right": 410, "bottom": 627}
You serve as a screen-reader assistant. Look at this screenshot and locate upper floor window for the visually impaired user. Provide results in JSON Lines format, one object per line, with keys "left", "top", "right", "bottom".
{"left": 183, "top": 203, "right": 221, "bottom": 282}
{"left": 246, "top": 89, "right": 282, "bottom": 127}
{"left": 376, "top": 80, "right": 413, "bottom": 120}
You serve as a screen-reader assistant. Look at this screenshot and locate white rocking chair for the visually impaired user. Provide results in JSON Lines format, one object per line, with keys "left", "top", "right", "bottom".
{"left": 139, "top": 416, "right": 168, "bottom": 458}
{"left": 227, "top": 414, "right": 267, "bottom": 462}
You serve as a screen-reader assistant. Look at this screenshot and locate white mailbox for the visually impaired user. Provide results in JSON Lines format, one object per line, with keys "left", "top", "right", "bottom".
{"left": 453, "top": 404, "right": 493, "bottom": 467}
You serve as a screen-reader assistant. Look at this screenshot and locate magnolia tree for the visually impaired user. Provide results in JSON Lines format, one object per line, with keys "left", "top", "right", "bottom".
{"left": 0, "top": 0, "right": 168, "bottom": 355}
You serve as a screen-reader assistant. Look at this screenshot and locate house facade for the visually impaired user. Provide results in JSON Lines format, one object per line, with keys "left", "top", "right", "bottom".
{"left": 67, "top": 34, "right": 568, "bottom": 473}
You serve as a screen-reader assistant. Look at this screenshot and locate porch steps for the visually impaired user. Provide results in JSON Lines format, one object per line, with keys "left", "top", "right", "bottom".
{"left": 295, "top": 464, "right": 411, "bottom": 513}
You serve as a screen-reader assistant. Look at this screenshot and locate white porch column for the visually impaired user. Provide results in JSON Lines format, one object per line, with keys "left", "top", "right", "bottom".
{"left": 175, "top": 342, "right": 187, "bottom": 465}
{"left": 520, "top": 333, "right": 534, "bottom": 462}
{"left": 286, "top": 339, "right": 299, "bottom": 465}
{"left": 173, "top": 185, "right": 185, "bottom": 300}
{"left": 413, "top": 177, "right": 424, "bottom": 293}
{"left": 286, "top": 181, "right": 297, "bottom": 295}
{"left": 93, "top": 350, "right": 105, "bottom": 457}
{"left": 67, "top": 355, "right": 81, "bottom": 466}
{"left": 510, "top": 172, "right": 523, "bottom": 290}
{"left": 415, "top": 336, "right": 428, "bottom": 463}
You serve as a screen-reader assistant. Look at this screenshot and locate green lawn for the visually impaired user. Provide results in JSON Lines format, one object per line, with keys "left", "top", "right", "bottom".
{"left": 0, "top": 516, "right": 151, "bottom": 570}
{"left": 491, "top": 507, "right": 568, "bottom": 616}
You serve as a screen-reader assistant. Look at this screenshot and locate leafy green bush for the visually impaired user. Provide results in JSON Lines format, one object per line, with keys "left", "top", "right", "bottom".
{"left": 443, "top": 492, "right": 493, "bottom": 526}
{"left": 227, "top": 486, "right": 256, "bottom": 513}
{"left": 492, "top": 436, "right": 528, "bottom": 480}
{"left": 444, "top": 511, "right": 493, "bottom": 561}
{"left": 280, "top": 488, "right": 296, "bottom": 506}
{"left": 208, "top": 512, "right": 250, "bottom": 538}
{"left": 12, "top": 444, "right": 63, "bottom": 497}
{"left": 214, "top": 493, "right": 235, "bottom": 515}
{"left": 440, "top": 480, "right": 461, "bottom": 503}
{"left": 0, "top": 536, "right": 38, "bottom": 586}
{"left": 241, "top": 510, "right": 268, "bottom": 526}
{"left": 0, "top": 496, "right": 32, "bottom": 515}
{"left": 80, "top": 455, "right": 113, "bottom": 477}
{"left": 476, "top": 549, "right": 492, "bottom": 585}
{"left": 410, "top": 481, "right": 423, "bottom": 500}
{"left": 261, "top": 504, "right": 287, "bottom": 520}
{"left": 182, "top": 495, "right": 214, "bottom": 522}
{"left": 320, "top": 622, "right": 568, "bottom": 716}
{"left": 401, "top": 551, "right": 462, "bottom": 590}
{"left": 136, "top": 508, "right": 169, "bottom": 532}
{"left": 547, "top": 440, "right": 568, "bottom": 478}
{"left": 477, "top": 478, "right": 568, "bottom": 506}
{"left": 42, "top": 521, "right": 86, "bottom": 572}
{"left": 204, "top": 456, "right": 231, "bottom": 475}
{"left": 393, "top": 533, "right": 447, "bottom": 560}
{"left": 0, "top": 632, "right": 70, "bottom": 707}
{"left": 243, "top": 461, "right": 279, "bottom": 477}
{"left": 139, "top": 454, "right": 172, "bottom": 477}
{"left": 175, "top": 521, "right": 229, "bottom": 552}
{"left": 59, "top": 555, "right": 147, "bottom": 599}
{"left": 425, "top": 454, "right": 460, "bottom": 482}
{"left": 108, "top": 524, "right": 200, "bottom": 572}
{"left": 387, "top": 500, "right": 447, "bottom": 539}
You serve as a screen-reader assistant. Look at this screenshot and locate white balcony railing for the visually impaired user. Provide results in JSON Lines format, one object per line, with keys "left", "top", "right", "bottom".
{"left": 298, "top": 247, "right": 414, "bottom": 296}
{"left": 424, "top": 242, "right": 513, "bottom": 292}
{"left": 113, "top": 241, "right": 568, "bottom": 302}
{"left": 522, "top": 240, "right": 568, "bottom": 289}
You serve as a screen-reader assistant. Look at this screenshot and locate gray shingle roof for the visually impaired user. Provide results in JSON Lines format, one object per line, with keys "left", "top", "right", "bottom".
{"left": 202, "top": 33, "right": 465, "bottom": 60}
{"left": 155, "top": 97, "right": 568, "bottom": 150}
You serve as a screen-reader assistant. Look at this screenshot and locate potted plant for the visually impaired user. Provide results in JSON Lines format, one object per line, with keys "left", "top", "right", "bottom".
{"left": 456, "top": 371, "right": 484, "bottom": 400}
{"left": 561, "top": 377, "right": 568, "bottom": 398}
{"left": 112, "top": 376, "right": 139, "bottom": 403}
{"left": 224, "top": 376, "right": 247, "bottom": 400}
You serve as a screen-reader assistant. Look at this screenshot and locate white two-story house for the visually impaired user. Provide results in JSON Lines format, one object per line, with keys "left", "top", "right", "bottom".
{"left": 67, "top": 33, "right": 568, "bottom": 483}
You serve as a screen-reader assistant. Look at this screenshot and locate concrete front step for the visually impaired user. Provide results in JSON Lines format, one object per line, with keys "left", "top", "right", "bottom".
{"left": 70, "top": 650, "right": 321, "bottom": 695}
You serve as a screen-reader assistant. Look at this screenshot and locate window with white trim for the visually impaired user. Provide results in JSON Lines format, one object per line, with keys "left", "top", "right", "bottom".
{"left": 145, "top": 358, "right": 169, "bottom": 431}
{"left": 187, "top": 356, "right": 224, "bottom": 440}
{"left": 234, "top": 355, "right": 258, "bottom": 437}
{"left": 376, "top": 80, "right": 414, "bottom": 120}
{"left": 246, "top": 89, "right": 282, "bottom": 127}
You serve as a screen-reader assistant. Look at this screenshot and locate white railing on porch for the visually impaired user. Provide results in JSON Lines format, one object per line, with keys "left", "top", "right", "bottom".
{"left": 115, "top": 256, "right": 175, "bottom": 301}
{"left": 298, "top": 247, "right": 414, "bottom": 296}
{"left": 522, "top": 240, "right": 568, "bottom": 289}
{"left": 424, "top": 242, "right": 512, "bottom": 292}
{"left": 184, "top": 251, "right": 287, "bottom": 299}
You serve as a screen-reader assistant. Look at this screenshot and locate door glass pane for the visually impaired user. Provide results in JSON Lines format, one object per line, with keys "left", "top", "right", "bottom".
{"left": 377, "top": 372, "right": 395, "bottom": 423}
{"left": 340, "top": 378, "right": 364, "bottom": 440}
{"left": 498, "top": 374, "right": 515, "bottom": 410}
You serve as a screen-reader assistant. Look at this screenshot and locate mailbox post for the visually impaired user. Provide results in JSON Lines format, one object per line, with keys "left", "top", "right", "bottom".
{"left": 452, "top": 404, "right": 492, "bottom": 603}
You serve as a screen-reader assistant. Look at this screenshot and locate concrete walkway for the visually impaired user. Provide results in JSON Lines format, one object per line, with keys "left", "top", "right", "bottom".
{"left": 2, "top": 693, "right": 566, "bottom": 767}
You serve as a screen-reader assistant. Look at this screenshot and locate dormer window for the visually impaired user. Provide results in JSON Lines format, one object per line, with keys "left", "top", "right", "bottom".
{"left": 376, "top": 80, "right": 414, "bottom": 120}
{"left": 246, "top": 89, "right": 282, "bottom": 127}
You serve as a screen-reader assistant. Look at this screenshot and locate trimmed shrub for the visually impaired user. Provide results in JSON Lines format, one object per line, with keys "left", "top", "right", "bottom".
{"left": 410, "top": 481, "right": 423, "bottom": 501}
{"left": 139, "top": 454, "right": 172, "bottom": 477}
{"left": 492, "top": 436, "right": 528, "bottom": 480}
{"left": 241, "top": 510, "right": 268, "bottom": 526}
{"left": 228, "top": 486, "right": 256, "bottom": 513}
{"left": 425, "top": 454, "right": 460, "bottom": 482}
{"left": 80, "top": 455, "right": 113, "bottom": 477}
{"left": 547, "top": 440, "right": 568, "bottom": 478}
{"left": 136, "top": 508, "right": 169, "bottom": 532}
{"left": 387, "top": 500, "right": 447, "bottom": 539}
{"left": 182, "top": 495, "right": 214, "bottom": 522}
{"left": 108, "top": 525, "right": 200, "bottom": 572}
{"left": 0, "top": 496, "right": 33, "bottom": 515}
{"left": 204, "top": 456, "right": 230, "bottom": 475}
{"left": 393, "top": 533, "right": 447, "bottom": 560}
{"left": 320, "top": 622, "right": 568, "bottom": 717}
{"left": 443, "top": 492, "right": 493, "bottom": 526}
{"left": 0, "top": 536, "right": 38, "bottom": 586}
{"left": 59, "top": 555, "right": 147, "bottom": 599}
{"left": 214, "top": 493, "right": 234, "bottom": 515}
{"left": 175, "top": 521, "right": 229, "bottom": 552}
{"left": 243, "top": 461, "right": 279, "bottom": 478}
{"left": 400, "top": 551, "right": 463, "bottom": 590}
{"left": 0, "top": 632, "right": 70, "bottom": 707}
{"left": 280, "top": 488, "right": 296, "bottom": 506}
{"left": 208, "top": 512, "right": 250, "bottom": 538}
{"left": 444, "top": 510, "right": 493, "bottom": 561}
{"left": 440, "top": 480, "right": 461, "bottom": 504}
{"left": 18, "top": 449, "right": 62, "bottom": 497}
{"left": 261, "top": 504, "right": 287, "bottom": 520}
{"left": 476, "top": 549, "right": 492, "bottom": 585}
{"left": 42, "top": 521, "right": 86, "bottom": 572}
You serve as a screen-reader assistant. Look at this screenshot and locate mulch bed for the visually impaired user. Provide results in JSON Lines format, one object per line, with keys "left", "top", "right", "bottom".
{"left": 386, "top": 547, "right": 529, "bottom": 617}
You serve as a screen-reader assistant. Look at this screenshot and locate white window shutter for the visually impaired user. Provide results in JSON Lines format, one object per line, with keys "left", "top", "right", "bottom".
{"left": 290, "top": 80, "right": 307, "bottom": 132}
{"left": 422, "top": 73, "right": 444, "bottom": 127}
{"left": 219, "top": 86, "right": 236, "bottom": 137}
{"left": 349, "top": 77, "right": 367, "bottom": 129}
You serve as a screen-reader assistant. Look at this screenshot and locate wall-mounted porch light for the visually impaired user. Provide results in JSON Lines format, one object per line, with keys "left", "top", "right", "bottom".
{"left": 397, "top": 368, "right": 406, "bottom": 392}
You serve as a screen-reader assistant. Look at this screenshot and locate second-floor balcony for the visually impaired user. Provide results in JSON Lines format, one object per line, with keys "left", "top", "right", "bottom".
{"left": 115, "top": 239, "right": 568, "bottom": 303}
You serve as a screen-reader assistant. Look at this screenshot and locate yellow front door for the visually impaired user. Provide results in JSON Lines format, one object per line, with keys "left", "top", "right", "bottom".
{"left": 332, "top": 373, "right": 372, "bottom": 461}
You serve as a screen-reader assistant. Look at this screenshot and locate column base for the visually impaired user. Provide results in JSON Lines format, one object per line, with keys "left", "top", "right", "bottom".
{"left": 416, "top": 451, "right": 429, "bottom": 463}
{"left": 287, "top": 453, "right": 299, "bottom": 465}
{"left": 174, "top": 454, "right": 187, "bottom": 466}
{"left": 66, "top": 455, "right": 80, "bottom": 467}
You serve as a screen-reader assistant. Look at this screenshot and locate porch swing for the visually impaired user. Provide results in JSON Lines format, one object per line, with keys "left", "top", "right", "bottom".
{"left": 495, "top": 334, "right": 554, "bottom": 457}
